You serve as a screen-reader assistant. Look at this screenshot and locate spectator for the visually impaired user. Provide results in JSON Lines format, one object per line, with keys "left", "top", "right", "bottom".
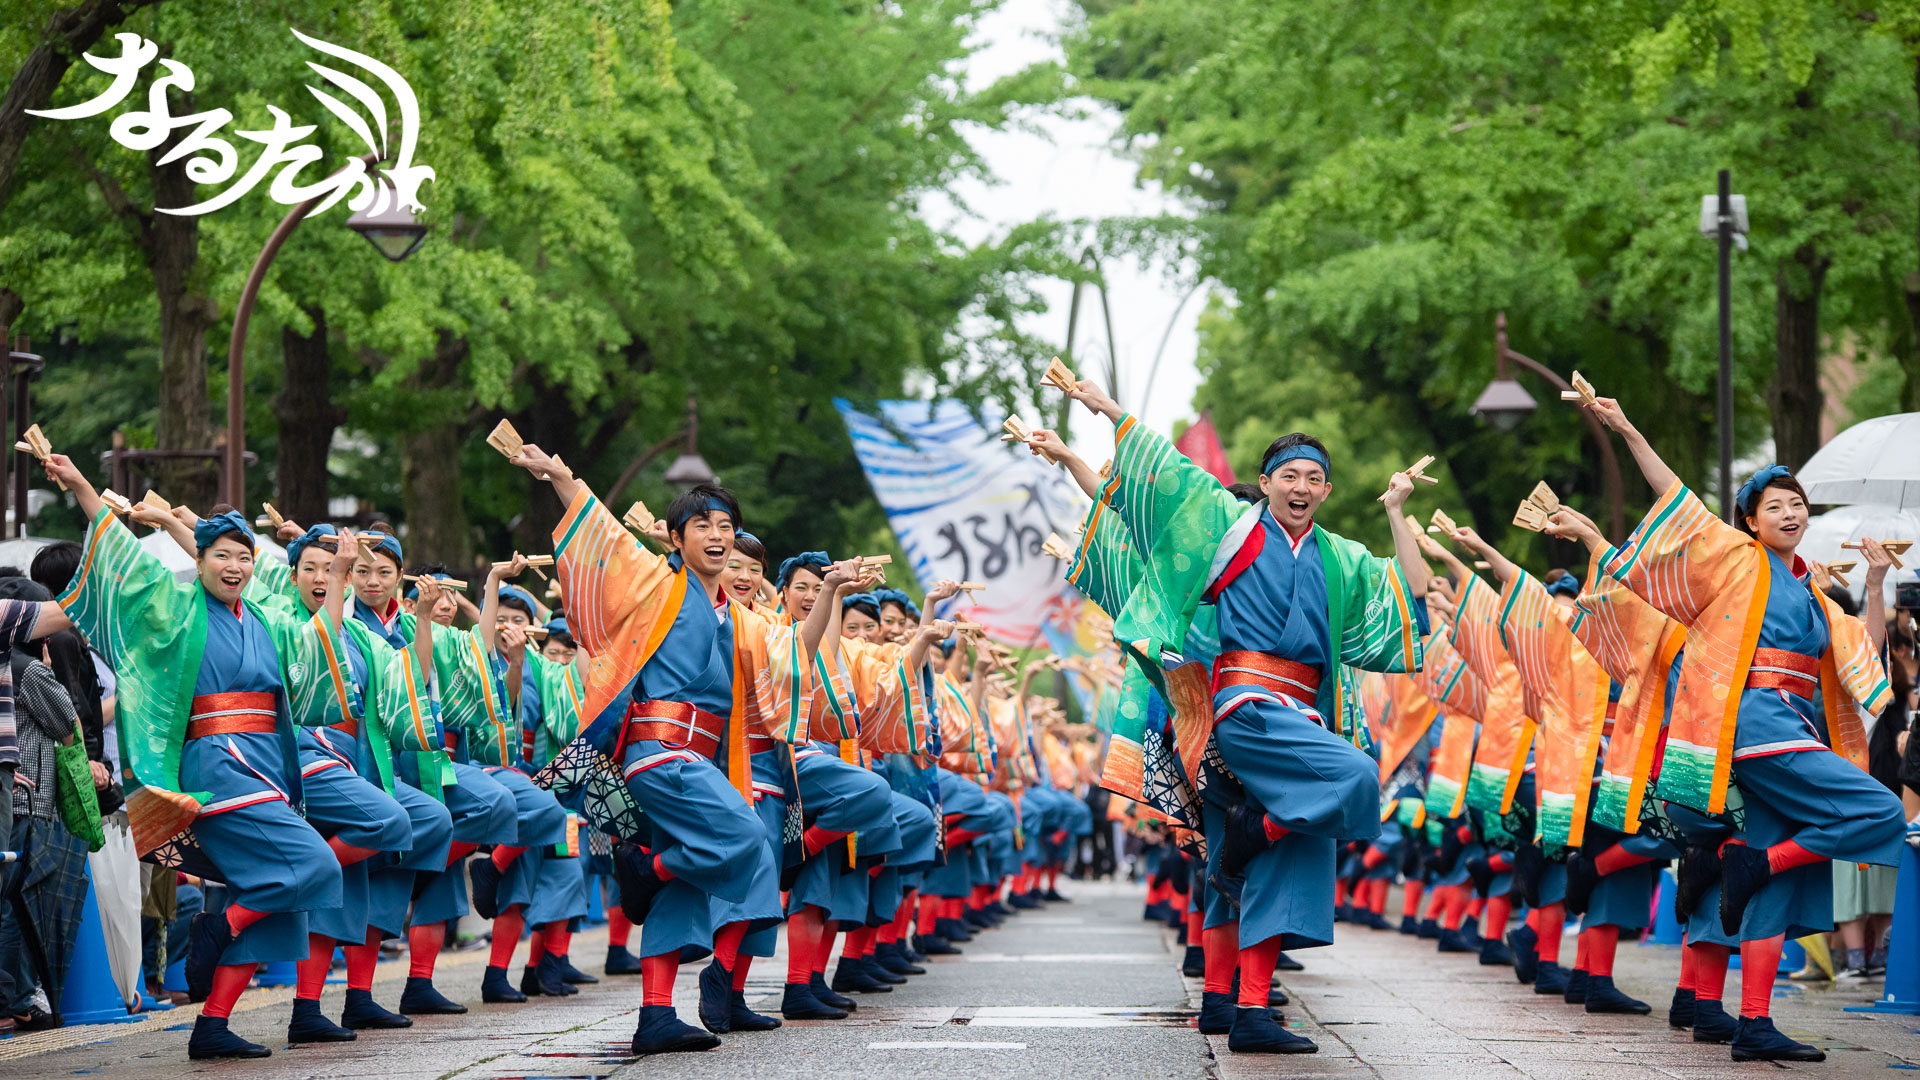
{"left": 0, "top": 577, "right": 86, "bottom": 1030}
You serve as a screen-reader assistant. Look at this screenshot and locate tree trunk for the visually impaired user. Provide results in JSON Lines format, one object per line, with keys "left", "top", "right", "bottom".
{"left": 400, "top": 334, "right": 473, "bottom": 569}
{"left": 0, "top": 0, "right": 158, "bottom": 214}
{"left": 1768, "top": 246, "right": 1828, "bottom": 473}
{"left": 149, "top": 145, "right": 218, "bottom": 507}
{"left": 273, "top": 307, "right": 342, "bottom": 525}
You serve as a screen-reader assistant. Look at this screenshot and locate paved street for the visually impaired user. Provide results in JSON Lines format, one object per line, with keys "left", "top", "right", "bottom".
{"left": 6, "top": 882, "right": 1920, "bottom": 1078}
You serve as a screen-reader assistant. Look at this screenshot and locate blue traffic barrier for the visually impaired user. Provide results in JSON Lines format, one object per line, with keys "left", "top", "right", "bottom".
{"left": 1644, "top": 869, "right": 1682, "bottom": 946}
{"left": 162, "top": 957, "right": 187, "bottom": 993}
{"left": 58, "top": 871, "right": 141, "bottom": 1024}
{"left": 1848, "top": 837, "right": 1920, "bottom": 1014}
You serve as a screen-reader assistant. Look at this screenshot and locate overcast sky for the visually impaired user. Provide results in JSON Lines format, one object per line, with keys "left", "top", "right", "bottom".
{"left": 920, "top": 0, "right": 1205, "bottom": 446}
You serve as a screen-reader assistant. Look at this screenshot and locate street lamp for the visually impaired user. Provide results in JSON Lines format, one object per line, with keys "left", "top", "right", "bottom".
{"left": 226, "top": 160, "right": 426, "bottom": 505}
{"left": 1699, "top": 170, "right": 1748, "bottom": 523}
{"left": 1470, "top": 313, "right": 1627, "bottom": 541}
{"left": 662, "top": 397, "right": 716, "bottom": 492}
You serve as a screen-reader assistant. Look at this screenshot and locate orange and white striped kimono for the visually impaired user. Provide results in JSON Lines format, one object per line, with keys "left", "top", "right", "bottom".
{"left": 1497, "top": 571, "right": 1610, "bottom": 847}
{"left": 1450, "top": 574, "right": 1534, "bottom": 814}
{"left": 1412, "top": 628, "right": 1484, "bottom": 820}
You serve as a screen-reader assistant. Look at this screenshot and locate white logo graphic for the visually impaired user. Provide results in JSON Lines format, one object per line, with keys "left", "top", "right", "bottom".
{"left": 29, "top": 28, "right": 434, "bottom": 217}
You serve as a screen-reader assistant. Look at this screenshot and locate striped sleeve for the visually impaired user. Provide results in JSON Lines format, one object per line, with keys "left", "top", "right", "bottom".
{"left": 1601, "top": 482, "right": 1724, "bottom": 626}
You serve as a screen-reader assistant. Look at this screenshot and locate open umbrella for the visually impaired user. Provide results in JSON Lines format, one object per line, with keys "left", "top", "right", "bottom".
{"left": 1798, "top": 412, "right": 1920, "bottom": 509}
{"left": 1800, "top": 504, "right": 1920, "bottom": 609}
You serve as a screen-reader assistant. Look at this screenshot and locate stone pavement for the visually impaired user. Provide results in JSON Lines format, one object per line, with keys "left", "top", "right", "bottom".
{"left": 5, "top": 881, "right": 1920, "bottom": 1078}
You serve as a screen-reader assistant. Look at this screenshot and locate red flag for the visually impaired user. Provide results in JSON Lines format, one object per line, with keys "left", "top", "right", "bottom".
{"left": 1174, "top": 411, "right": 1237, "bottom": 485}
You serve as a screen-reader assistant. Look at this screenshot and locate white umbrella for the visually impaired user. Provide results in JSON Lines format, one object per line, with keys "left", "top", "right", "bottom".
{"left": 1800, "top": 503, "right": 1920, "bottom": 609}
{"left": 1797, "top": 412, "right": 1920, "bottom": 508}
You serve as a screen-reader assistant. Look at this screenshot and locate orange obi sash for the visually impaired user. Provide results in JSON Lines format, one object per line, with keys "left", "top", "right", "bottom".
{"left": 1214, "top": 650, "right": 1323, "bottom": 702}
{"left": 187, "top": 692, "right": 277, "bottom": 740}
{"left": 1745, "top": 648, "right": 1819, "bottom": 699}
{"left": 623, "top": 700, "right": 724, "bottom": 761}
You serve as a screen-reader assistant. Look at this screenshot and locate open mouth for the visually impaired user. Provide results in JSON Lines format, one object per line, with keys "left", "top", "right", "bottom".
{"left": 1286, "top": 498, "right": 1309, "bottom": 516}
{"left": 704, "top": 545, "right": 726, "bottom": 562}
{"left": 311, "top": 587, "right": 328, "bottom": 602}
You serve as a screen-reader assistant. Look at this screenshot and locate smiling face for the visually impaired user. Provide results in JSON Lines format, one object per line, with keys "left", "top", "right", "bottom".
{"left": 843, "top": 607, "right": 882, "bottom": 643}
{"left": 1743, "top": 482, "right": 1809, "bottom": 557}
{"left": 879, "top": 601, "right": 914, "bottom": 644}
{"left": 781, "top": 566, "right": 827, "bottom": 618}
{"left": 352, "top": 549, "right": 402, "bottom": 611}
{"left": 673, "top": 512, "right": 735, "bottom": 584}
{"left": 721, "top": 554, "right": 764, "bottom": 604}
{"left": 198, "top": 534, "right": 256, "bottom": 605}
{"left": 1259, "top": 459, "right": 1330, "bottom": 535}
{"left": 293, "top": 542, "right": 336, "bottom": 614}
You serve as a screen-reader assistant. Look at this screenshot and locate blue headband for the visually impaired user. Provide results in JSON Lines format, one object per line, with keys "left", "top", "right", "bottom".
{"left": 874, "top": 587, "right": 920, "bottom": 619}
{"left": 777, "top": 551, "right": 832, "bottom": 588}
{"left": 497, "top": 583, "right": 540, "bottom": 616}
{"left": 735, "top": 530, "right": 759, "bottom": 546}
{"left": 1263, "top": 444, "right": 1330, "bottom": 479}
{"left": 1736, "top": 464, "right": 1794, "bottom": 517}
{"left": 667, "top": 496, "right": 738, "bottom": 534}
{"left": 404, "top": 570, "right": 460, "bottom": 601}
{"left": 362, "top": 530, "right": 403, "bottom": 565}
{"left": 1544, "top": 573, "right": 1581, "bottom": 598}
{"left": 842, "top": 591, "right": 880, "bottom": 615}
{"left": 193, "top": 511, "right": 254, "bottom": 553}
{"left": 285, "top": 523, "right": 337, "bottom": 566}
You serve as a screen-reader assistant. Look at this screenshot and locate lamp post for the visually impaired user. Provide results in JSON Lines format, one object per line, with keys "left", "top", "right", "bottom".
{"left": 1699, "top": 171, "right": 1748, "bottom": 523}
{"left": 661, "top": 397, "right": 716, "bottom": 492}
{"left": 225, "top": 156, "right": 427, "bottom": 506}
{"left": 1470, "top": 313, "right": 1627, "bottom": 541}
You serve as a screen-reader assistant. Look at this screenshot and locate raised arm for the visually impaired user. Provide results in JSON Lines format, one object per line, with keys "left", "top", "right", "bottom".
{"left": 128, "top": 503, "right": 195, "bottom": 556}
{"left": 410, "top": 572, "right": 445, "bottom": 687}
{"left": 509, "top": 443, "right": 582, "bottom": 507}
{"left": 1449, "top": 525, "right": 1518, "bottom": 585}
{"left": 1381, "top": 471, "right": 1431, "bottom": 596}
{"left": 1064, "top": 379, "right": 1126, "bottom": 426}
{"left": 1861, "top": 538, "right": 1895, "bottom": 655}
{"left": 804, "top": 557, "right": 868, "bottom": 663}
{"left": 1027, "top": 429, "right": 1101, "bottom": 501}
{"left": 475, "top": 554, "right": 526, "bottom": 656}
{"left": 44, "top": 454, "right": 104, "bottom": 523}
{"left": 1586, "top": 398, "right": 1679, "bottom": 497}
{"left": 1544, "top": 507, "right": 1610, "bottom": 556}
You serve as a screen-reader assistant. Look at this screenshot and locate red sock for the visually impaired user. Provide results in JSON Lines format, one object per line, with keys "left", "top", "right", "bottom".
{"left": 732, "top": 956, "right": 754, "bottom": 990}
{"left": 1361, "top": 847, "right": 1388, "bottom": 870}
{"left": 491, "top": 844, "right": 529, "bottom": 872}
{"left": 1535, "top": 902, "right": 1565, "bottom": 963}
{"left": 1677, "top": 935, "right": 1697, "bottom": 993}
{"left": 813, "top": 928, "right": 837, "bottom": 975}
{"left": 1424, "top": 885, "right": 1446, "bottom": 920}
{"left": 1442, "top": 886, "right": 1468, "bottom": 930}
{"left": 787, "top": 906, "right": 824, "bottom": 984}
{"left": 1203, "top": 922, "right": 1239, "bottom": 994}
{"left": 527, "top": 929, "right": 548, "bottom": 964}
{"left": 547, "top": 922, "right": 572, "bottom": 960}
{"left": 328, "top": 835, "right": 378, "bottom": 867}
{"left": 844, "top": 925, "right": 876, "bottom": 960}
{"left": 1047, "top": 866, "right": 1060, "bottom": 890}
{"left": 1186, "top": 909, "right": 1203, "bottom": 941}
{"left": 296, "top": 933, "right": 332, "bottom": 1000}
{"left": 407, "top": 923, "right": 444, "bottom": 980}
{"left": 917, "top": 894, "right": 939, "bottom": 935}
{"left": 225, "top": 903, "right": 269, "bottom": 937}
{"left": 1586, "top": 923, "right": 1619, "bottom": 977}
{"left": 1593, "top": 843, "right": 1655, "bottom": 877}
{"left": 1739, "top": 933, "right": 1784, "bottom": 1018}
{"left": 641, "top": 952, "right": 677, "bottom": 1006}
{"left": 607, "top": 906, "right": 633, "bottom": 949}
{"left": 1236, "top": 935, "right": 1282, "bottom": 1008}
{"left": 1402, "top": 881, "right": 1424, "bottom": 918}
{"left": 201, "top": 963, "right": 255, "bottom": 1019}
{"left": 1334, "top": 877, "right": 1351, "bottom": 907}
{"left": 713, "top": 920, "right": 746, "bottom": 970}
{"left": 1483, "top": 895, "right": 1512, "bottom": 940}
{"left": 1574, "top": 928, "right": 1592, "bottom": 973}
{"left": 1526, "top": 908, "right": 1539, "bottom": 931}
{"left": 446, "top": 841, "right": 478, "bottom": 865}
{"left": 347, "top": 928, "right": 382, "bottom": 989}
{"left": 490, "top": 906, "right": 526, "bottom": 969}
{"left": 804, "top": 827, "right": 850, "bottom": 857}
{"left": 1691, "top": 941, "right": 1731, "bottom": 1002}
{"left": 1262, "top": 816, "right": 1288, "bottom": 841}
{"left": 1465, "top": 896, "right": 1485, "bottom": 921}
{"left": 1765, "top": 840, "right": 1824, "bottom": 875}
{"left": 1370, "top": 877, "right": 1390, "bottom": 914}
{"left": 652, "top": 853, "right": 675, "bottom": 881}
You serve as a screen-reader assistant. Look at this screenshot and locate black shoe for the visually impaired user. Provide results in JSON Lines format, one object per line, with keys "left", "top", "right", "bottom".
{"left": 1674, "top": 844, "right": 1719, "bottom": 924}
{"left": 1583, "top": 974, "right": 1651, "bottom": 1014}
{"left": 1730, "top": 1015, "right": 1824, "bottom": 1062}
{"left": 1668, "top": 987, "right": 1696, "bottom": 1029}
{"left": 532, "top": 952, "right": 579, "bottom": 996}
{"left": 917, "top": 932, "right": 961, "bottom": 956}
{"left": 935, "top": 917, "right": 974, "bottom": 943}
{"left": 729, "top": 990, "right": 781, "bottom": 1031}
{"left": 1416, "top": 918, "right": 1441, "bottom": 941}
{"left": 831, "top": 957, "right": 892, "bottom": 994}
{"left": 1564, "top": 852, "right": 1599, "bottom": 916}
{"left": 1437, "top": 928, "right": 1474, "bottom": 953}
{"left": 1508, "top": 924, "right": 1538, "bottom": 984}
{"left": 1718, "top": 844, "right": 1770, "bottom": 937}
{"left": 289, "top": 998, "right": 358, "bottom": 1043}
{"left": 344, "top": 986, "right": 418, "bottom": 1026}
{"left": 396, "top": 976, "right": 464, "bottom": 1015}
{"left": 862, "top": 955, "right": 907, "bottom": 984}
{"left": 781, "top": 982, "right": 847, "bottom": 1020}
{"left": 698, "top": 959, "right": 733, "bottom": 1033}
{"left": 1268, "top": 987, "right": 1289, "bottom": 1008}
{"left": 1221, "top": 804, "right": 1277, "bottom": 880}
{"left": 1516, "top": 844, "right": 1545, "bottom": 908}
{"left": 1198, "top": 990, "right": 1235, "bottom": 1034}
{"left": 1398, "top": 915, "right": 1420, "bottom": 935}
{"left": 1043, "top": 888, "right": 1068, "bottom": 902}
{"left": 1479, "top": 938, "right": 1514, "bottom": 966}
{"left": 1533, "top": 961, "right": 1569, "bottom": 996}
{"left": 1332, "top": 904, "right": 1351, "bottom": 924}
{"left": 615, "top": 843, "right": 670, "bottom": 923}
{"left": 963, "top": 907, "right": 993, "bottom": 929}
{"left": 1692, "top": 998, "right": 1736, "bottom": 1043}
{"left": 188, "top": 1015, "right": 271, "bottom": 1060}
{"left": 481, "top": 964, "right": 528, "bottom": 1003}
{"left": 875, "top": 942, "right": 925, "bottom": 976}
{"left": 1273, "top": 951, "right": 1304, "bottom": 972}
{"left": 906, "top": 940, "right": 931, "bottom": 963}
{"left": 10, "top": 1004, "right": 60, "bottom": 1032}
{"left": 1226, "top": 1005, "right": 1317, "bottom": 1054}
{"left": 631, "top": 1003, "right": 721, "bottom": 1054}
{"left": 185, "top": 910, "right": 234, "bottom": 1004}
{"left": 1464, "top": 857, "right": 1493, "bottom": 896}
{"left": 1008, "top": 892, "right": 1040, "bottom": 910}
{"left": 1181, "top": 945, "right": 1206, "bottom": 978}
{"left": 553, "top": 953, "right": 598, "bottom": 984}
{"left": 810, "top": 972, "right": 858, "bottom": 1010}
{"left": 468, "top": 855, "right": 504, "bottom": 920}
{"left": 606, "top": 945, "right": 645, "bottom": 975}
{"left": 1458, "top": 916, "right": 1482, "bottom": 948}
{"left": 1563, "top": 968, "right": 1590, "bottom": 1004}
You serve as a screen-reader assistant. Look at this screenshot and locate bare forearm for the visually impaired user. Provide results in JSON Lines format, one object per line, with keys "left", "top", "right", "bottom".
{"left": 799, "top": 590, "right": 836, "bottom": 662}
{"left": 1620, "top": 425, "right": 1679, "bottom": 497}
{"left": 1388, "top": 516, "right": 1430, "bottom": 596}
{"left": 1058, "top": 448, "right": 1101, "bottom": 500}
